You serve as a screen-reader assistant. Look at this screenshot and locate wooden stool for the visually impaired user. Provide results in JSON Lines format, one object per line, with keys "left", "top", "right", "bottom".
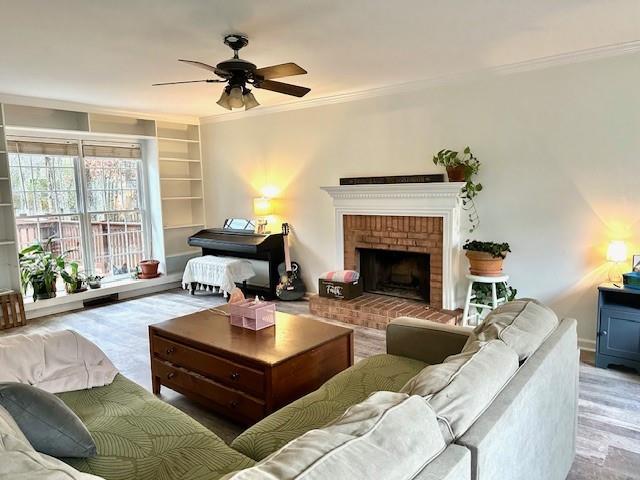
{"left": 0, "top": 290, "right": 27, "bottom": 330}
{"left": 461, "top": 274, "right": 509, "bottom": 327}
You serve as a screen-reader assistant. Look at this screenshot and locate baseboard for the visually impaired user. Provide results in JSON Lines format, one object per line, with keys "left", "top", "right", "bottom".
{"left": 578, "top": 337, "right": 596, "bottom": 352}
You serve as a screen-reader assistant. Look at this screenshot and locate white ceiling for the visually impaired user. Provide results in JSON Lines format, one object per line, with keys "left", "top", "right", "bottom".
{"left": 0, "top": 0, "right": 638, "bottom": 118}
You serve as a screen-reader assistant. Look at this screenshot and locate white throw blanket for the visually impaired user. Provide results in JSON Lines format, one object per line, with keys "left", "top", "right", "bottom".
{"left": 0, "top": 330, "right": 118, "bottom": 394}
{"left": 182, "top": 255, "right": 255, "bottom": 295}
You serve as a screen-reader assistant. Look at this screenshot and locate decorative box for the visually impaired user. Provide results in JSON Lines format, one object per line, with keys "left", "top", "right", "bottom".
{"left": 623, "top": 272, "right": 640, "bottom": 290}
{"left": 229, "top": 299, "right": 276, "bottom": 330}
{"left": 318, "top": 279, "right": 363, "bottom": 300}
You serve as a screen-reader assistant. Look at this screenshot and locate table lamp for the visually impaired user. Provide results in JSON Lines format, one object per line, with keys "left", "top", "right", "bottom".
{"left": 606, "top": 240, "right": 628, "bottom": 282}
{"left": 253, "top": 197, "right": 273, "bottom": 234}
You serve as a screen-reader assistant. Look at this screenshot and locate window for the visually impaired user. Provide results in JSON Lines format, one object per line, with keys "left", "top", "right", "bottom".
{"left": 9, "top": 138, "right": 147, "bottom": 282}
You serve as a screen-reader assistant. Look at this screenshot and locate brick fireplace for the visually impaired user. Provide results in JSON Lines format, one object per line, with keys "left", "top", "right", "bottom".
{"left": 309, "top": 183, "right": 465, "bottom": 329}
{"left": 343, "top": 215, "right": 443, "bottom": 308}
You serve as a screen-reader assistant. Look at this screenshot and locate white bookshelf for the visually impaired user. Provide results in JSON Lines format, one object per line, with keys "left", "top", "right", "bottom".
{"left": 155, "top": 121, "right": 205, "bottom": 273}
{"left": 0, "top": 104, "right": 20, "bottom": 292}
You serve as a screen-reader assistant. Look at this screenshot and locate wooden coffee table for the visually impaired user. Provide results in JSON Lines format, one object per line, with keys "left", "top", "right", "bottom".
{"left": 149, "top": 305, "right": 354, "bottom": 424}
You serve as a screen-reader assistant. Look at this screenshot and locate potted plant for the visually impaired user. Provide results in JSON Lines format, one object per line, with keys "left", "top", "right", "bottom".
{"left": 463, "top": 240, "right": 511, "bottom": 276}
{"left": 138, "top": 259, "right": 160, "bottom": 279}
{"left": 433, "top": 146, "right": 482, "bottom": 232}
{"left": 87, "top": 275, "right": 103, "bottom": 289}
{"left": 473, "top": 283, "right": 518, "bottom": 313}
{"left": 61, "top": 261, "right": 87, "bottom": 294}
{"left": 18, "top": 240, "right": 66, "bottom": 301}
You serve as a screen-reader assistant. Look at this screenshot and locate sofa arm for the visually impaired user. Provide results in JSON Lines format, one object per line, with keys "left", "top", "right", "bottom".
{"left": 386, "top": 317, "right": 473, "bottom": 365}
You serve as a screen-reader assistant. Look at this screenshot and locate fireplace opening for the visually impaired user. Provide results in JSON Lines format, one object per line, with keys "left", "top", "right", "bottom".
{"left": 358, "top": 248, "right": 430, "bottom": 302}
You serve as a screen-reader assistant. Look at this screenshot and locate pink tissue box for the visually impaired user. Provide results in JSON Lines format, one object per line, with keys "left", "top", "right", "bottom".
{"left": 229, "top": 299, "right": 276, "bottom": 330}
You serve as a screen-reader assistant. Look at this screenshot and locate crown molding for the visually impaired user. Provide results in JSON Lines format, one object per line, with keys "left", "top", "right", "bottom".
{"left": 0, "top": 92, "right": 200, "bottom": 124}
{"left": 200, "top": 39, "right": 640, "bottom": 125}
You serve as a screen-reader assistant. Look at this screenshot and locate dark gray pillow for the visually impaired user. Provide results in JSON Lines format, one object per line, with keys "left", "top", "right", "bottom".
{"left": 0, "top": 383, "right": 96, "bottom": 458}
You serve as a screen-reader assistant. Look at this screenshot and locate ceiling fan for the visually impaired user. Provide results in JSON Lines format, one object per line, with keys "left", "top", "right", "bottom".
{"left": 153, "top": 34, "right": 310, "bottom": 111}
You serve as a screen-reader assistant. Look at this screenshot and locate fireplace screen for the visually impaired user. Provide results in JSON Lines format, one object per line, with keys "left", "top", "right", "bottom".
{"left": 358, "top": 248, "right": 430, "bottom": 302}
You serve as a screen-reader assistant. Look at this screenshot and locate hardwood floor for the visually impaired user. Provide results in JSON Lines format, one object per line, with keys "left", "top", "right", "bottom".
{"left": 2, "top": 288, "right": 638, "bottom": 479}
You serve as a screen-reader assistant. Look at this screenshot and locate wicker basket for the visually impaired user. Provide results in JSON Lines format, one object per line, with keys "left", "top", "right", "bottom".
{"left": 229, "top": 299, "right": 276, "bottom": 330}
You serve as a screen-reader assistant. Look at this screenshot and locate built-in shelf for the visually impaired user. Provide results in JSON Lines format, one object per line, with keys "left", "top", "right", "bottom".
{"left": 163, "top": 224, "right": 204, "bottom": 230}
{"left": 158, "top": 157, "right": 201, "bottom": 163}
{"left": 161, "top": 196, "right": 202, "bottom": 201}
{"left": 160, "top": 177, "right": 202, "bottom": 181}
{"left": 0, "top": 240, "right": 15, "bottom": 246}
{"left": 0, "top": 177, "right": 8, "bottom": 181}
{"left": 0, "top": 203, "right": 13, "bottom": 207}
{"left": 157, "top": 137, "right": 199, "bottom": 143}
{"left": 165, "top": 250, "right": 200, "bottom": 258}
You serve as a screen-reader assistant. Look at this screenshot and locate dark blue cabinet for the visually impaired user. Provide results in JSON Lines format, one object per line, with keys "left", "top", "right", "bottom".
{"left": 596, "top": 285, "right": 640, "bottom": 372}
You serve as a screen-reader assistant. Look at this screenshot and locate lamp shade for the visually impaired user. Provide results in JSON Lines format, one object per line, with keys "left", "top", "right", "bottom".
{"left": 216, "top": 91, "right": 232, "bottom": 110}
{"left": 228, "top": 87, "right": 244, "bottom": 108}
{"left": 243, "top": 91, "right": 260, "bottom": 110}
{"left": 606, "top": 240, "right": 628, "bottom": 262}
{"left": 253, "top": 197, "right": 273, "bottom": 216}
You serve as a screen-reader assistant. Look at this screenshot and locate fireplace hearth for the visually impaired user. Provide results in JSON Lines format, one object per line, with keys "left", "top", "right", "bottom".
{"left": 359, "top": 248, "right": 429, "bottom": 302}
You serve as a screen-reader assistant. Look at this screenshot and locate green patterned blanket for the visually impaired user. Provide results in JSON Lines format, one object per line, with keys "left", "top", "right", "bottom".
{"left": 231, "top": 353, "right": 427, "bottom": 461}
{"left": 57, "top": 374, "right": 254, "bottom": 480}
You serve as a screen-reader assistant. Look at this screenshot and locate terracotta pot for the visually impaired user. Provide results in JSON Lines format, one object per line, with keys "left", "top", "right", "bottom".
{"left": 466, "top": 251, "right": 506, "bottom": 276}
{"left": 139, "top": 259, "right": 160, "bottom": 277}
{"left": 446, "top": 165, "right": 466, "bottom": 182}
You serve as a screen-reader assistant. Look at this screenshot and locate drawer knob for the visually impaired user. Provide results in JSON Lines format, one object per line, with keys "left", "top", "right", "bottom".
{"left": 230, "top": 372, "right": 240, "bottom": 381}
{"left": 167, "top": 372, "right": 176, "bottom": 379}
{"left": 166, "top": 347, "right": 176, "bottom": 355}
{"left": 229, "top": 400, "right": 239, "bottom": 408}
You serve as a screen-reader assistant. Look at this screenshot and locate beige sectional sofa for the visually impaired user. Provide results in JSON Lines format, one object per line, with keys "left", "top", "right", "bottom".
{"left": 0, "top": 299, "right": 579, "bottom": 480}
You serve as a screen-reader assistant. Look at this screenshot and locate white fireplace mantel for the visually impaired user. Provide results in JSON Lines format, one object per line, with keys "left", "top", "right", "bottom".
{"left": 321, "top": 183, "right": 465, "bottom": 310}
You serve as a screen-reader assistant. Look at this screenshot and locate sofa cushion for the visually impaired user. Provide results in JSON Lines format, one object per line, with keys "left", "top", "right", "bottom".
{"left": 231, "top": 353, "right": 427, "bottom": 461}
{"left": 467, "top": 298, "right": 559, "bottom": 361}
{"left": 401, "top": 339, "right": 519, "bottom": 441}
{"left": 57, "top": 374, "right": 255, "bottom": 480}
{"left": 0, "top": 382, "right": 96, "bottom": 458}
{"left": 223, "top": 392, "right": 446, "bottom": 480}
{"left": 0, "top": 432, "right": 104, "bottom": 480}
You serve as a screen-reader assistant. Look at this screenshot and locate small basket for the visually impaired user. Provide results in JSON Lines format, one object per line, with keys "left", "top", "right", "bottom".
{"left": 229, "top": 299, "right": 276, "bottom": 330}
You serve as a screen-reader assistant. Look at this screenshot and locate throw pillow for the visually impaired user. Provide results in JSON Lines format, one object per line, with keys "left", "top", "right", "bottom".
{"left": 0, "top": 383, "right": 96, "bottom": 458}
{"left": 222, "top": 391, "right": 446, "bottom": 480}
{"left": 401, "top": 339, "right": 519, "bottom": 441}
{"left": 465, "top": 298, "right": 559, "bottom": 361}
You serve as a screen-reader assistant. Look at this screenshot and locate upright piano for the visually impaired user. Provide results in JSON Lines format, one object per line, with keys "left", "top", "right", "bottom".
{"left": 188, "top": 219, "right": 284, "bottom": 298}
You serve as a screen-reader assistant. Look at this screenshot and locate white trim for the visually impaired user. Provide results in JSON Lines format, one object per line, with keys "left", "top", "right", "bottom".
{"left": 201, "top": 40, "right": 640, "bottom": 124}
{"left": 578, "top": 338, "right": 596, "bottom": 352}
{"left": 321, "top": 183, "right": 464, "bottom": 310}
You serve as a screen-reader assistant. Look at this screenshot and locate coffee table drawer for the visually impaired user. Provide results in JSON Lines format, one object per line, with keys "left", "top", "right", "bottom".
{"left": 152, "top": 334, "right": 264, "bottom": 396}
{"left": 152, "top": 359, "right": 265, "bottom": 422}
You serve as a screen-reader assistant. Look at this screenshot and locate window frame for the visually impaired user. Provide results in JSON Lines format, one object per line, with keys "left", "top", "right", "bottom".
{"left": 9, "top": 136, "right": 149, "bottom": 283}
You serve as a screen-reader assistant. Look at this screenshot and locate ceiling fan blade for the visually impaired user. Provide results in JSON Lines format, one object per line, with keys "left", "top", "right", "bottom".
{"left": 178, "top": 59, "right": 230, "bottom": 77}
{"left": 152, "top": 79, "right": 222, "bottom": 86}
{"left": 254, "top": 62, "right": 307, "bottom": 80}
{"left": 255, "top": 79, "right": 310, "bottom": 97}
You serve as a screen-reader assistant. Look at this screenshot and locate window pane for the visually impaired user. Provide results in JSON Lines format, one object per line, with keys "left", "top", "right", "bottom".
{"left": 9, "top": 153, "right": 79, "bottom": 216}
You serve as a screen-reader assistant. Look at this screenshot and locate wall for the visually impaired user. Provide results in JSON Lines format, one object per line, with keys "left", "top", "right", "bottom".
{"left": 200, "top": 53, "right": 640, "bottom": 348}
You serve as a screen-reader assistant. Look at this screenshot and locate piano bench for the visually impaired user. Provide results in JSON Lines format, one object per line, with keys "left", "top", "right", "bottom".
{"left": 182, "top": 255, "right": 256, "bottom": 297}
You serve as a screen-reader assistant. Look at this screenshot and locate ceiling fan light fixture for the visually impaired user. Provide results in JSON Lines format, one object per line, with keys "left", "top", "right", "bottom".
{"left": 228, "top": 86, "right": 244, "bottom": 108}
{"left": 243, "top": 90, "right": 259, "bottom": 110}
{"left": 216, "top": 90, "right": 232, "bottom": 110}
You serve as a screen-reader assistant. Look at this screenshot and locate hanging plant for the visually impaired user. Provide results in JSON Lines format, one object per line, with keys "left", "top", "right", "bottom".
{"left": 433, "top": 146, "right": 482, "bottom": 232}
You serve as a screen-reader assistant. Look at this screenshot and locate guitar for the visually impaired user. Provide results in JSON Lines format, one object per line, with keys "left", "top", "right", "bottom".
{"left": 276, "top": 223, "right": 306, "bottom": 300}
